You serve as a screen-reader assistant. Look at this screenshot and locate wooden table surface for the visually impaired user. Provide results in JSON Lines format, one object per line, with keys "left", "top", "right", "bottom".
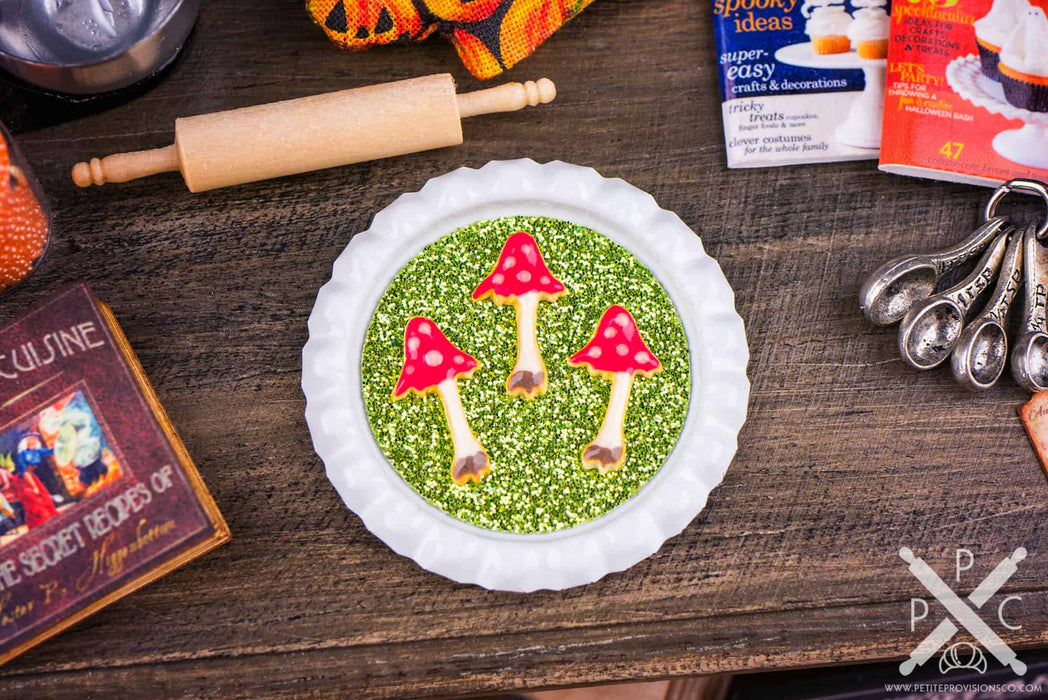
{"left": 1, "top": 0, "right": 1046, "bottom": 696}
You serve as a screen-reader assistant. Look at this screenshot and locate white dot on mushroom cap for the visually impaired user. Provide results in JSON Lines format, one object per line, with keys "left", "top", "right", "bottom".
{"left": 603, "top": 327, "right": 617, "bottom": 339}
{"left": 504, "top": 256, "right": 516, "bottom": 269}
{"left": 589, "top": 347, "right": 602, "bottom": 358}
{"left": 522, "top": 244, "right": 537, "bottom": 264}
{"left": 635, "top": 351, "right": 650, "bottom": 364}
{"left": 424, "top": 350, "right": 443, "bottom": 367}
{"left": 454, "top": 355, "right": 464, "bottom": 364}
{"left": 405, "top": 366, "right": 415, "bottom": 374}
{"left": 407, "top": 337, "right": 420, "bottom": 351}
{"left": 517, "top": 270, "right": 532, "bottom": 283}
{"left": 418, "top": 322, "right": 432, "bottom": 336}
{"left": 493, "top": 273, "right": 504, "bottom": 284}
{"left": 446, "top": 368, "right": 457, "bottom": 380}
{"left": 540, "top": 276, "right": 550, "bottom": 285}
{"left": 616, "top": 344, "right": 629, "bottom": 356}
{"left": 616, "top": 312, "right": 629, "bottom": 326}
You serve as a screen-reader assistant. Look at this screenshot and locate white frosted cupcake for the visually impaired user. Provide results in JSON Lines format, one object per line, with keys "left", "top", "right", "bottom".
{"left": 806, "top": 4, "right": 853, "bottom": 54}
{"left": 848, "top": 6, "right": 890, "bottom": 59}
{"left": 999, "top": 7, "right": 1048, "bottom": 112}
{"left": 974, "top": 0, "right": 1030, "bottom": 80}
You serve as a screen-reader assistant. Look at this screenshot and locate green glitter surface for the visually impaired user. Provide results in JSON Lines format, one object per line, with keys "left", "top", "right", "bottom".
{"left": 361, "top": 216, "right": 691, "bottom": 534}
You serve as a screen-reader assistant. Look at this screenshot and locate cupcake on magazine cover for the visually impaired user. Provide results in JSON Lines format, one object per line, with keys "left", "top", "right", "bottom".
{"left": 974, "top": 0, "right": 1031, "bottom": 80}
{"left": 998, "top": 6, "right": 1048, "bottom": 111}
{"left": 804, "top": 0, "right": 853, "bottom": 54}
{"left": 848, "top": 0, "right": 890, "bottom": 59}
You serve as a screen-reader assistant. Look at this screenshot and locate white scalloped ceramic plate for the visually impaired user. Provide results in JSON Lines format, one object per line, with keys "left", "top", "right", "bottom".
{"left": 302, "top": 160, "right": 749, "bottom": 592}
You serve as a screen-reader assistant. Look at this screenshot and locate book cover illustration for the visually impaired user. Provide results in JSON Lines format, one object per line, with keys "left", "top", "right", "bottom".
{"left": 0, "top": 387, "right": 125, "bottom": 544}
{"left": 879, "top": 0, "right": 1048, "bottom": 185}
{"left": 0, "top": 284, "right": 227, "bottom": 665}
{"left": 711, "top": 0, "right": 891, "bottom": 168}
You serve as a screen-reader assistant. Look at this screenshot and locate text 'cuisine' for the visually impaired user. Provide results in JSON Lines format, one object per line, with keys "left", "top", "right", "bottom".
{"left": 0, "top": 322, "right": 106, "bottom": 379}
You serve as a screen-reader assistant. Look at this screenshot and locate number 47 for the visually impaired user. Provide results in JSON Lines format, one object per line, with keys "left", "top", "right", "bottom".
{"left": 940, "top": 142, "right": 965, "bottom": 159}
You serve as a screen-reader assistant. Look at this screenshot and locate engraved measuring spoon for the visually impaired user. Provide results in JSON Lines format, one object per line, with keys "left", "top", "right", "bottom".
{"left": 898, "top": 231, "right": 1010, "bottom": 370}
{"left": 1011, "top": 227, "right": 1048, "bottom": 392}
{"left": 950, "top": 225, "right": 1024, "bottom": 390}
{"left": 860, "top": 217, "right": 1009, "bottom": 326}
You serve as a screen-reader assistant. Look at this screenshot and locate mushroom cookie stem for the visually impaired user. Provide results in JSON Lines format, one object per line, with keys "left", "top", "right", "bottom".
{"left": 436, "top": 378, "right": 490, "bottom": 485}
{"left": 473, "top": 231, "right": 566, "bottom": 399}
{"left": 569, "top": 305, "right": 662, "bottom": 474}
{"left": 391, "top": 316, "right": 490, "bottom": 485}
{"left": 510, "top": 291, "right": 545, "bottom": 396}
{"left": 584, "top": 372, "right": 633, "bottom": 473}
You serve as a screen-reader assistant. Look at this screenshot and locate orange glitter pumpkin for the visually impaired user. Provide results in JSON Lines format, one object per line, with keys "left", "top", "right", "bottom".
{"left": 0, "top": 130, "right": 49, "bottom": 290}
{"left": 0, "top": 136, "right": 9, "bottom": 183}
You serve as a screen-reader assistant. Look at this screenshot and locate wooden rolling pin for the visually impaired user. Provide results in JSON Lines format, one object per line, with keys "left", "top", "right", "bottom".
{"left": 72, "top": 74, "right": 556, "bottom": 192}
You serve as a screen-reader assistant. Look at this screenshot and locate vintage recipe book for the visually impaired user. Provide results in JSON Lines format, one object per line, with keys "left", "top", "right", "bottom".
{"left": 0, "top": 283, "right": 229, "bottom": 665}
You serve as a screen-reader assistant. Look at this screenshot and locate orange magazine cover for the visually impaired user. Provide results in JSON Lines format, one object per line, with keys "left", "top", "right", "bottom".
{"left": 879, "top": 0, "right": 1048, "bottom": 185}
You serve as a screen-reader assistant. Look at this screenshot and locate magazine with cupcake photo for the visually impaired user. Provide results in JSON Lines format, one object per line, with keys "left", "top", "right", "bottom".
{"left": 880, "top": 0, "right": 1048, "bottom": 184}
{"left": 711, "top": 0, "right": 891, "bottom": 167}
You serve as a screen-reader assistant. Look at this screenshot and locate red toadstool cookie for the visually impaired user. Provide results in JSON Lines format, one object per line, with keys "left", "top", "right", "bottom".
{"left": 473, "top": 231, "right": 565, "bottom": 398}
{"left": 569, "top": 305, "right": 662, "bottom": 473}
{"left": 392, "top": 316, "right": 490, "bottom": 485}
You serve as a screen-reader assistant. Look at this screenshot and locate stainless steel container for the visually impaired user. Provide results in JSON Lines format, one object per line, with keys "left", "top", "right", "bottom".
{"left": 0, "top": 0, "right": 199, "bottom": 95}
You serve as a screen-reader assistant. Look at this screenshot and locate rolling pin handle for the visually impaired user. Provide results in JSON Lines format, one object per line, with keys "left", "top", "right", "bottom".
{"left": 72, "top": 144, "right": 180, "bottom": 187}
{"left": 456, "top": 78, "right": 557, "bottom": 119}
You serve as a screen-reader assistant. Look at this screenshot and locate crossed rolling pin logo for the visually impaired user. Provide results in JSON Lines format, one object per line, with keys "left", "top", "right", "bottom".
{"left": 899, "top": 546, "right": 1027, "bottom": 676}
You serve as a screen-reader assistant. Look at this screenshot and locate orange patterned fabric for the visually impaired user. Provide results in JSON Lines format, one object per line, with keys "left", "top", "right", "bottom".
{"left": 306, "top": 0, "right": 596, "bottom": 79}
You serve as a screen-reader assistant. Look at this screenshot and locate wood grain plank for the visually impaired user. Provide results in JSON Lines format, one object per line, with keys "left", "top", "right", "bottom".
{"left": 0, "top": 597, "right": 1045, "bottom": 697}
{"left": 0, "top": 0, "right": 1045, "bottom": 694}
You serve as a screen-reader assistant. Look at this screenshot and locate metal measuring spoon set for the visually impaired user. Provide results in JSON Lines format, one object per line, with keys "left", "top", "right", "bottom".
{"left": 860, "top": 179, "right": 1048, "bottom": 392}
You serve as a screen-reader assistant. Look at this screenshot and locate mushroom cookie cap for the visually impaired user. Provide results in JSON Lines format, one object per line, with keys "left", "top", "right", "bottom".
{"left": 472, "top": 231, "right": 566, "bottom": 303}
{"left": 569, "top": 305, "right": 662, "bottom": 378}
{"left": 392, "top": 317, "right": 479, "bottom": 399}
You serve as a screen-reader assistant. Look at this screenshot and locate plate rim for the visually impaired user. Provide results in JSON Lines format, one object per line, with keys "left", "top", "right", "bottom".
{"left": 302, "top": 159, "right": 750, "bottom": 592}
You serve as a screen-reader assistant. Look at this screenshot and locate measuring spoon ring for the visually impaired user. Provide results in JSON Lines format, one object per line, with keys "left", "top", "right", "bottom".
{"left": 860, "top": 217, "right": 1009, "bottom": 326}
{"left": 1011, "top": 227, "right": 1048, "bottom": 392}
{"left": 898, "top": 231, "right": 1011, "bottom": 370}
{"left": 950, "top": 226, "right": 1024, "bottom": 390}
